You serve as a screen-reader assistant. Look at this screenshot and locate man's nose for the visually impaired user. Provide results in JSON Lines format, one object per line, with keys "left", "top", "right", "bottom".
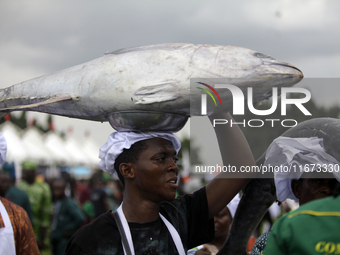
{"left": 168, "top": 158, "right": 179, "bottom": 172}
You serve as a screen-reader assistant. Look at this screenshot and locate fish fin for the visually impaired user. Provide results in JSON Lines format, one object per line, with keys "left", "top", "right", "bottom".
{"left": 0, "top": 94, "right": 77, "bottom": 112}
{"left": 134, "top": 82, "right": 179, "bottom": 104}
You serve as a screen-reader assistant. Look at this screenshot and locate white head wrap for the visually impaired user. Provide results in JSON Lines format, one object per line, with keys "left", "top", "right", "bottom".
{"left": 227, "top": 194, "right": 241, "bottom": 219}
{"left": 0, "top": 132, "right": 7, "bottom": 166}
{"left": 264, "top": 136, "right": 340, "bottom": 202}
{"left": 99, "top": 131, "right": 181, "bottom": 175}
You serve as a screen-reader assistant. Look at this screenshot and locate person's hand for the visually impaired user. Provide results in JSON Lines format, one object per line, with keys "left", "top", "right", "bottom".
{"left": 195, "top": 246, "right": 211, "bottom": 255}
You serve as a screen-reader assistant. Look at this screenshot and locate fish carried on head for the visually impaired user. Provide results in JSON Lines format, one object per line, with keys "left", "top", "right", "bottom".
{"left": 0, "top": 43, "right": 303, "bottom": 131}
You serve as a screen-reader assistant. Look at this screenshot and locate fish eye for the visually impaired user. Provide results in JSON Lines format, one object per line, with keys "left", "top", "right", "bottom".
{"left": 254, "top": 52, "right": 271, "bottom": 58}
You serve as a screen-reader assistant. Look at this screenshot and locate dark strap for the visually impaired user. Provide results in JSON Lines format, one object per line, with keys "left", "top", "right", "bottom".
{"left": 112, "top": 211, "right": 133, "bottom": 255}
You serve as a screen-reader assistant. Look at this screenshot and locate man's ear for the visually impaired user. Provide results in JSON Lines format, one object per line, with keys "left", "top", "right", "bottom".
{"left": 291, "top": 179, "right": 301, "bottom": 200}
{"left": 119, "top": 163, "right": 135, "bottom": 180}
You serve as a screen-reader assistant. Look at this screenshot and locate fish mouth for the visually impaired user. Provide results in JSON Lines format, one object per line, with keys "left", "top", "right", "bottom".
{"left": 255, "top": 58, "right": 304, "bottom": 79}
{"left": 271, "top": 62, "right": 303, "bottom": 74}
{"left": 252, "top": 52, "right": 303, "bottom": 80}
{"left": 267, "top": 62, "right": 304, "bottom": 79}
{"left": 245, "top": 61, "right": 304, "bottom": 89}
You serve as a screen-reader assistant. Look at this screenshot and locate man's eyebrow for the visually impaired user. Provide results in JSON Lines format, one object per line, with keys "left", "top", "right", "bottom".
{"left": 153, "top": 150, "right": 177, "bottom": 157}
{"left": 153, "top": 152, "right": 166, "bottom": 156}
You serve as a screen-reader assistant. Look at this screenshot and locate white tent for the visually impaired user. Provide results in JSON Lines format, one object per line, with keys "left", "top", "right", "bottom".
{"left": 21, "top": 126, "right": 54, "bottom": 163}
{"left": 0, "top": 122, "right": 100, "bottom": 180}
{"left": 44, "top": 131, "right": 73, "bottom": 165}
{"left": 64, "top": 135, "right": 91, "bottom": 165}
{"left": 80, "top": 136, "right": 101, "bottom": 168}
{"left": 0, "top": 122, "right": 28, "bottom": 163}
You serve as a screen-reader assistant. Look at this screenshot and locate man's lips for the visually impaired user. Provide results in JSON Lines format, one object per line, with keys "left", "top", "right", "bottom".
{"left": 167, "top": 177, "right": 178, "bottom": 186}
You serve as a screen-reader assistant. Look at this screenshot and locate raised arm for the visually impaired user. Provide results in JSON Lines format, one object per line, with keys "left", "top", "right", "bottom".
{"left": 205, "top": 112, "right": 255, "bottom": 219}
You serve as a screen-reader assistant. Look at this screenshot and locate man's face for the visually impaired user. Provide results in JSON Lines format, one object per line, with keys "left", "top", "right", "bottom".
{"left": 53, "top": 179, "right": 66, "bottom": 199}
{"left": 22, "top": 169, "right": 36, "bottom": 184}
{"left": 214, "top": 207, "right": 232, "bottom": 239}
{"left": 0, "top": 173, "right": 11, "bottom": 197}
{"left": 292, "top": 172, "right": 339, "bottom": 206}
{"left": 131, "top": 138, "right": 179, "bottom": 203}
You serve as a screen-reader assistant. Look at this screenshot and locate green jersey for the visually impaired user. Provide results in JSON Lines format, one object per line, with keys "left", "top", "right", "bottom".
{"left": 262, "top": 195, "right": 340, "bottom": 255}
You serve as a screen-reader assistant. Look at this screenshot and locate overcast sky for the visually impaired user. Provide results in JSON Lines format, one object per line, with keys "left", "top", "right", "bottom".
{"left": 1, "top": 0, "right": 339, "bottom": 163}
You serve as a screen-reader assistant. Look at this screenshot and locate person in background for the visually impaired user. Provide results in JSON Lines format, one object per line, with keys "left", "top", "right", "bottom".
{"left": 250, "top": 136, "right": 340, "bottom": 255}
{"left": 61, "top": 171, "right": 76, "bottom": 198}
{"left": 90, "top": 174, "right": 110, "bottom": 219}
{"left": 0, "top": 132, "right": 40, "bottom": 255}
{"left": 189, "top": 194, "right": 255, "bottom": 255}
{"left": 18, "top": 160, "right": 53, "bottom": 255}
{"left": 51, "top": 178, "right": 85, "bottom": 255}
{"left": 102, "top": 172, "right": 122, "bottom": 211}
{"left": 78, "top": 178, "right": 95, "bottom": 225}
{"left": 2, "top": 162, "right": 33, "bottom": 222}
{"left": 262, "top": 182, "right": 340, "bottom": 255}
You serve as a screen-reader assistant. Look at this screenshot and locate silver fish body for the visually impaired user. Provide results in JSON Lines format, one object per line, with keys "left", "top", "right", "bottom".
{"left": 0, "top": 43, "right": 303, "bottom": 131}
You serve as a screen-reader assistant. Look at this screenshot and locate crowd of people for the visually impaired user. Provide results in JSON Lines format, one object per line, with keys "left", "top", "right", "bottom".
{"left": 1, "top": 111, "right": 340, "bottom": 255}
{"left": 0, "top": 135, "right": 124, "bottom": 255}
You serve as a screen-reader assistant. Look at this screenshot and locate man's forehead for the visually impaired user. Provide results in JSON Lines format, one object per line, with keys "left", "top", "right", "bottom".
{"left": 53, "top": 179, "right": 66, "bottom": 187}
{"left": 144, "top": 138, "right": 176, "bottom": 150}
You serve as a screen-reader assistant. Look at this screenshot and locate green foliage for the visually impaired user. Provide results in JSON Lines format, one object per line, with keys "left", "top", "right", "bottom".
{"left": 0, "top": 112, "right": 55, "bottom": 133}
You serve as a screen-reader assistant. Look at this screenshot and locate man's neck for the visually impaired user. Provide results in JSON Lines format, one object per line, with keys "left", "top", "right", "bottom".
{"left": 121, "top": 194, "right": 160, "bottom": 223}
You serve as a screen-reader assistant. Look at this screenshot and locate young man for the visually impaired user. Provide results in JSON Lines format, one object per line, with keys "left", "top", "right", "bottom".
{"left": 250, "top": 136, "right": 340, "bottom": 255}
{"left": 17, "top": 161, "right": 52, "bottom": 254}
{"left": 3, "top": 162, "right": 33, "bottom": 223}
{"left": 51, "top": 178, "right": 84, "bottom": 255}
{"left": 262, "top": 183, "right": 340, "bottom": 255}
{"left": 266, "top": 136, "right": 340, "bottom": 206}
{"left": 66, "top": 112, "right": 256, "bottom": 255}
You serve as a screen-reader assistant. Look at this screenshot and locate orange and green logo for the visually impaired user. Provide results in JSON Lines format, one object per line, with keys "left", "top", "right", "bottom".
{"left": 196, "top": 82, "right": 222, "bottom": 115}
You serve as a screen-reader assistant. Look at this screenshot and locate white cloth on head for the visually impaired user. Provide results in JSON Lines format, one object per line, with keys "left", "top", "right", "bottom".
{"left": 0, "top": 132, "right": 7, "bottom": 166}
{"left": 264, "top": 136, "right": 340, "bottom": 202}
{"left": 227, "top": 194, "right": 241, "bottom": 219}
{"left": 99, "top": 131, "right": 181, "bottom": 175}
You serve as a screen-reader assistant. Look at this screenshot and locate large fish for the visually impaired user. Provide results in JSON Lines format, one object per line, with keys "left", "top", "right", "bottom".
{"left": 0, "top": 43, "right": 303, "bottom": 131}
